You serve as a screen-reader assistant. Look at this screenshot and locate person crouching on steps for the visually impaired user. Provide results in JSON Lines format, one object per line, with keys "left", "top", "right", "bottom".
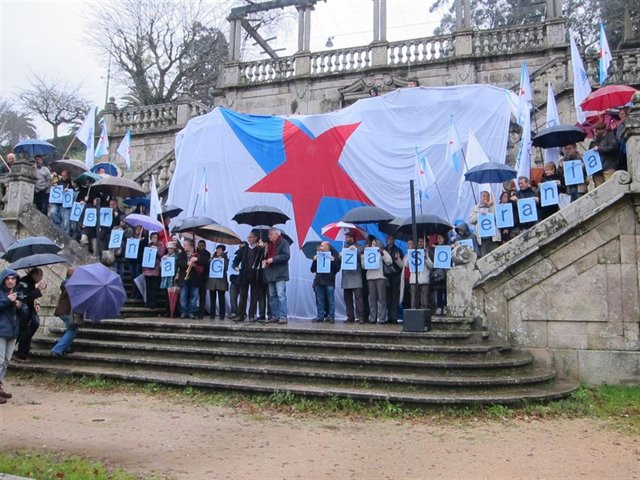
{"left": 0, "top": 269, "right": 29, "bottom": 403}
{"left": 51, "top": 267, "right": 80, "bottom": 356}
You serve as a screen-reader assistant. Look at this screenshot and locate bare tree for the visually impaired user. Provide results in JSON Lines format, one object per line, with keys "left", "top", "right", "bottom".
{"left": 18, "top": 75, "right": 90, "bottom": 140}
{"left": 86, "top": 0, "right": 229, "bottom": 106}
{"left": 0, "top": 98, "right": 37, "bottom": 148}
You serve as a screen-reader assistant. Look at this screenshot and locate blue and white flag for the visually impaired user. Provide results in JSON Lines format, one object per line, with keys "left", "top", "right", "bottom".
{"left": 517, "top": 63, "right": 533, "bottom": 126}
{"left": 570, "top": 32, "right": 591, "bottom": 123}
{"left": 117, "top": 129, "right": 131, "bottom": 171}
{"left": 458, "top": 130, "right": 490, "bottom": 206}
{"left": 94, "top": 119, "right": 110, "bottom": 158}
{"left": 599, "top": 22, "right": 612, "bottom": 85}
{"left": 167, "top": 85, "right": 513, "bottom": 318}
{"left": 414, "top": 148, "right": 436, "bottom": 202}
{"left": 545, "top": 83, "right": 560, "bottom": 165}
{"left": 149, "top": 175, "right": 163, "bottom": 221}
{"left": 76, "top": 105, "right": 96, "bottom": 169}
{"left": 445, "top": 115, "right": 464, "bottom": 173}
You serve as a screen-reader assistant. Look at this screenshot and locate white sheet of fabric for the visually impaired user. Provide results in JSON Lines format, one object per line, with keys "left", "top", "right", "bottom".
{"left": 168, "top": 85, "right": 512, "bottom": 319}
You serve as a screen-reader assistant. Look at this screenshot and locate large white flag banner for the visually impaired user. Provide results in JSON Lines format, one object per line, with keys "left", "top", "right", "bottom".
{"left": 570, "top": 33, "right": 591, "bottom": 124}
{"left": 168, "top": 85, "right": 512, "bottom": 318}
{"left": 545, "top": 83, "right": 561, "bottom": 165}
{"left": 76, "top": 105, "right": 96, "bottom": 169}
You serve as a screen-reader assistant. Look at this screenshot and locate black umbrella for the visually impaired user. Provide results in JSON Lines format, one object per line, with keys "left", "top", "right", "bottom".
{"left": 251, "top": 226, "right": 294, "bottom": 245}
{"left": 301, "top": 241, "right": 322, "bottom": 260}
{"left": 340, "top": 205, "right": 395, "bottom": 224}
{"left": 91, "top": 176, "right": 146, "bottom": 198}
{"left": 8, "top": 253, "right": 69, "bottom": 271}
{"left": 2, "top": 236, "right": 61, "bottom": 262}
{"left": 172, "top": 216, "right": 218, "bottom": 233}
{"left": 395, "top": 214, "right": 452, "bottom": 238}
{"left": 0, "top": 219, "right": 16, "bottom": 254}
{"left": 193, "top": 223, "right": 242, "bottom": 245}
{"left": 379, "top": 217, "right": 406, "bottom": 237}
{"left": 532, "top": 125, "right": 587, "bottom": 149}
{"left": 464, "top": 162, "right": 517, "bottom": 184}
{"left": 161, "top": 204, "right": 183, "bottom": 219}
{"left": 233, "top": 205, "right": 290, "bottom": 227}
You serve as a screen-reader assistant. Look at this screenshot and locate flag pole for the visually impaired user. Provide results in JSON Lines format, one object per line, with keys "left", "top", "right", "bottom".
{"left": 62, "top": 136, "right": 76, "bottom": 159}
{"left": 458, "top": 148, "right": 478, "bottom": 205}
{"left": 433, "top": 181, "right": 452, "bottom": 225}
{"left": 0, "top": 153, "right": 11, "bottom": 173}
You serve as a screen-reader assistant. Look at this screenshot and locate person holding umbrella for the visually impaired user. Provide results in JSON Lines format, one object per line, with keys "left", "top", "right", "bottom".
{"left": 259, "top": 228, "right": 290, "bottom": 324}
{"left": 51, "top": 267, "right": 80, "bottom": 356}
{"left": 0, "top": 269, "right": 29, "bottom": 403}
{"left": 195, "top": 240, "right": 211, "bottom": 319}
{"left": 13, "top": 268, "right": 47, "bottom": 362}
{"left": 234, "top": 231, "right": 265, "bottom": 322}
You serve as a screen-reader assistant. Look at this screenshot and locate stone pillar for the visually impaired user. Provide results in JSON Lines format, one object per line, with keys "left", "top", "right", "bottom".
{"left": 545, "top": 18, "right": 566, "bottom": 47}
{"left": 233, "top": 20, "right": 242, "bottom": 61}
{"left": 373, "top": 0, "right": 380, "bottom": 42}
{"left": 102, "top": 97, "right": 118, "bottom": 131}
{"left": 4, "top": 154, "right": 36, "bottom": 215}
{"left": 379, "top": 0, "right": 387, "bottom": 42}
{"left": 175, "top": 93, "right": 194, "bottom": 127}
{"left": 623, "top": 92, "right": 640, "bottom": 190}
{"left": 446, "top": 246, "right": 481, "bottom": 317}
{"left": 296, "top": 6, "right": 313, "bottom": 52}
{"left": 221, "top": 62, "right": 241, "bottom": 87}
{"left": 463, "top": 0, "right": 471, "bottom": 29}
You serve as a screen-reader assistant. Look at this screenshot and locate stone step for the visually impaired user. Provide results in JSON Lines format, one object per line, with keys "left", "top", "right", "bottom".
{"left": 45, "top": 327, "right": 492, "bottom": 354}
{"left": 32, "top": 337, "right": 528, "bottom": 371}
{"left": 27, "top": 349, "right": 555, "bottom": 389}
{"left": 10, "top": 362, "right": 578, "bottom": 405}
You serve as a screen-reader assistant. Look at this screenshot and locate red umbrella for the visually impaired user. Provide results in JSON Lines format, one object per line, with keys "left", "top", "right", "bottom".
{"left": 321, "top": 222, "right": 366, "bottom": 241}
{"left": 580, "top": 85, "right": 637, "bottom": 112}
{"left": 167, "top": 286, "right": 180, "bottom": 319}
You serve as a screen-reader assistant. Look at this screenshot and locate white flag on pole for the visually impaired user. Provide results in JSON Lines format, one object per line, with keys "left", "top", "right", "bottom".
{"left": 458, "top": 130, "right": 490, "bottom": 205}
{"left": 116, "top": 129, "right": 131, "bottom": 171}
{"left": 94, "top": 120, "right": 110, "bottom": 158}
{"left": 149, "top": 175, "right": 163, "bottom": 221}
{"left": 76, "top": 106, "right": 96, "bottom": 169}
{"left": 517, "top": 63, "right": 533, "bottom": 126}
{"left": 545, "top": 83, "right": 561, "bottom": 165}
{"left": 599, "top": 21, "right": 612, "bottom": 85}
{"left": 516, "top": 113, "right": 532, "bottom": 188}
{"left": 570, "top": 33, "right": 591, "bottom": 124}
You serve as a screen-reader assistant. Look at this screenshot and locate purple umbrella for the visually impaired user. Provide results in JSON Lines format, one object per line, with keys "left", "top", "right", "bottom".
{"left": 123, "top": 213, "right": 164, "bottom": 232}
{"left": 66, "top": 263, "right": 126, "bottom": 322}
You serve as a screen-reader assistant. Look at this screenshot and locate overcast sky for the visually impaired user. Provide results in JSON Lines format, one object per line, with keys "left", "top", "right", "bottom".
{"left": 0, "top": 0, "right": 443, "bottom": 138}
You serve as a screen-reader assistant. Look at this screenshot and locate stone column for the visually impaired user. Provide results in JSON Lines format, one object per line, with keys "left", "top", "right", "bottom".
{"left": 373, "top": 0, "right": 380, "bottom": 42}
{"left": 175, "top": 93, "right": 195, "bottom": 127}
{"left": 623, "top": 92, "right": 640, "bottom": 190}
{"left": 297, "top": 6, "right": 311, "bottom": 52}
{"left": 4, "top": 154, "right": 36, "bottom": 215}
{"left": 233, "top": 19, "right": 242, "bottom": 61}
{"left": 455, "top": 0, "right": 463, "bottom": 31}
{"left": 463, "top": 0, "right": 471, "bottom": 29}
{"left": 303, "top": 6, "right": 313, "bottom": 52}
{"left": 379, "top": 0, "right": 387, "bottom": 42}
{"left": 102, "top": 96, "right": 118, "bottom": 132}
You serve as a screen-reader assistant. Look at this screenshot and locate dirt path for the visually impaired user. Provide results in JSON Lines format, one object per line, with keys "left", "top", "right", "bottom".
{"left": 0, "top": 382, "right": 638, "bottom": 480}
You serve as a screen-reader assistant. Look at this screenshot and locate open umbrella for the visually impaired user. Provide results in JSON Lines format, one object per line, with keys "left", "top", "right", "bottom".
{"left": 124, "top": 197, "right": 151, "bottom": 209}
{"left": 580, "top": 85, "right": 637, "bottom": 112}
{"left": 13, "top": 140, "right": 57, "bottom": 158}
{"left": 75, "top": 171, "right": 102, "bottom": 186}
{"left": 91, "top": 162, "right": 120, "bottom": 176}
{"left": 340, "top": 205, "right": 394, "bottom": 224}
{"left": 50, "top": 159, "right": 88, "bottom": 178}
{"left": 172, "top": 216, "right": 217, "bottom": 233}
{"left": 232, "top": 205, "right": 290, "bottom": 226}
{"left": 66, "top": 263, "right": 126, "bottom": 322}
{"left": 91, "top": 176, "right": 146, "bottom": 198}
{"left": 301, "top": 241, "right": 322, "bottom": 260}
{"left": 321, "top": 222, "right": 367, "bottom": 241}
{"left": 532, "top": 125, "right": 588, "bottom": 149}
{"left": 251, "top": 226, "right": 294, "bottom": 245}
{"left": 123, "top": 213, "right": 165, "bottom": 232}
{"left": 161, "top": 204, "right": 183, "bottom": 219}
{"left": 395, "top": 214, "right": 452, "bottom": 238}
{"left": 464, "top": 162, "right": 517, "bottom": 184}
{"left": 167, "top": 286, "right": 180, "bottom": 318}
{"left": 3, "top": 236, "right": 61, "bottom": 262}
{"left": 379, "top": 217, "right": 405, "bottom": 237}
{"left": 8, "top": 253, "right": 69, "bottom": 271}
{"left": 193, "top": 223, "right": 242, "bottom": 245}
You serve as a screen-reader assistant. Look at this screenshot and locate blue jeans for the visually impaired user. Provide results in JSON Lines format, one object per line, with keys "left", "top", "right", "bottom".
{"left": 267, "top": 280, "right": 287, "bottom": 319}
{"left": 314, "top": 284, "right": 335, "bottom": 319}
{"left": 48, "top": 204, "right": 61, "bottom": 227}
{"left": 51, "top": 315, "right": 77, "bottom": 355}
{"left": 179, "top": 283, "right": 199, "bottom": 317}
{"left": 61, "top": 207, "right": 72, "bottom": 235}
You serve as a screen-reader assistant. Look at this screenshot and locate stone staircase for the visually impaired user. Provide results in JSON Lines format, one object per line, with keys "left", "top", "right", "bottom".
{"left": 16, "top": 316, "right": 578, "bottom": 405}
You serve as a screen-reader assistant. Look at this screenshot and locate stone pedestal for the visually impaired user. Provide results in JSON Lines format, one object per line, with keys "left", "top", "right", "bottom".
{"left": 623, "top": 92, "right": 640, "bottom": 191}
{"left": 446, "top": 246, "right": 480, "bottom": 317}
{"left": 221, "top": 62, "right": 242, "bottom": 88}
{"left": 4, "top": 154, "right": 36, "bottom": 215}
{"left": 294, "top": 53, "right": 311, "bottom": 76}
{"left": 544, "top": 19, "right": 566, "bottom": 47}
{"left": 370, "top": 42, "right": 388, "bottom": 67}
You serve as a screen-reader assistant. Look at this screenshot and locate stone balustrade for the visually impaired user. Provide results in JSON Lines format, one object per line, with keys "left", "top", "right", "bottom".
{"left": 473, "top": 23, "right": 545, "bottom": 56}
{"left": 584, "top": 48, "right": 640, "bottom": 87}
{"left": 113, "top": 104, "right": 179, "bottom": 133}
{"left": 310, "top": 46, "right": 373, "bottom": 74}
{"left": 387, "top": 35, "right": 453, "bottom": 65}
{"left": 241, "top": 58, "right": 296, "bottom": 83}
{"left": 134, "top": 149, "right": 176, "bottom": 195}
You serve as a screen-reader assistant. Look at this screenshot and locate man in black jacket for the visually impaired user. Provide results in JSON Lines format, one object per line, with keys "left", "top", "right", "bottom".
{"left": 384, "top": 234, "right": 404, "bottom": 324}
{"left": 510, "top": 176, "right": 540, "bottom": 231}
{"left": 261, "top": 228, "right": 290, "bottom": 324}
{"left": 310, "top": 241, "right": 341, "bottom": 323}
{"left": 13, "top": 268, "right": 46, "bottom": 362}
{"left": 234, "top": 232, "right": 265, "bottom": 322}
{"left": 590, "top": 121, "right": 620, "bottom": 187}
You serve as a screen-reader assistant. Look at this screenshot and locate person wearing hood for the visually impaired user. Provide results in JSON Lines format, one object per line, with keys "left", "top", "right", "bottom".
{"left": 469, "top": 190, "right": 501, "bottom": 257}
{"left": 14, "top": 267, "right": 47, "bottom": 362}
{"left": 0, "top": 269, "right": 29, "bottom": 403}
{"left": 451, "top": 222, "right": 481, "bottom": 257}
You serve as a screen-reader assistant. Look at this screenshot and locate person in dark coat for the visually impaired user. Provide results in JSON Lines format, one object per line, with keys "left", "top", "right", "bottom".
{"left": 260, "top": 228, "right": 290, "bottom": 324}
{"left": 340, "top": 230, "right": 365, "bottom": 324}
{"left": 234, "top": 233, "right": 265, "bottom": 322}
{"left": 589, "top": 121, "right": 620, "bottom": 188}
{"left": 509, "top": 176, "right": 540, "bottom": 231}
{"left": 384, "top": 234, "right": 404, "bottom": 324}
{"left": 51, "top": 267, "right": 80, "bottom": 356}
{"left": 539, "top": 162, "right": 565, "bottom": 220}
{"left": 0, "top": 269, "right": 29, "bottom": 402}
{"left": 206, "top": 245, "right": 229, "bottom": 320}
{"left": 195, "top": 240, "right": 211, "bottom": 319}
{"left": 498, "top": 191, "right": 516, "bottom": 243}
{"left": 310, "top": 241, "right": 341, "bottom": 323}
{"left": 176, "top": 239, "right": 206, "bottom": 318}
{"left": 14, "top": 268, "right": 47, "bottom": 362}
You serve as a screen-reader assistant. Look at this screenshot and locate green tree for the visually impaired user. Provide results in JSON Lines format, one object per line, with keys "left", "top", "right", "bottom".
{"left": 0, "top": 98, "right": 37, "bottom": 148}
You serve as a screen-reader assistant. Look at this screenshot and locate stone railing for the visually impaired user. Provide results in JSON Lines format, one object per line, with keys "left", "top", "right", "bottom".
{"left": 134, "top": 149, "right": 176, "bottom": 195}
{"left": 310, "top": 46, "right": 373, "bottom": 74}
{"left": 584, "top": 48, "right": 640, "bottom": 88}
{"left": 109, "top": 98, "right": 209, "bottom": 135}
{"left": 472, "top": 23, "right": 545, "bottom": 56}
{"left": 387, "top": 35, "right": 453, "bottom": 65}
{"left": 241, "top": 58, "right": 296, "bottom": 83}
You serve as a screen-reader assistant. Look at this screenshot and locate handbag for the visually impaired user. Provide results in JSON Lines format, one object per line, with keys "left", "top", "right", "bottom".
{"left": 430, "top": 268, "right": 446, "bottom": 284}
{"left": 383, "top": 260, "right": 401, "bottom": 277}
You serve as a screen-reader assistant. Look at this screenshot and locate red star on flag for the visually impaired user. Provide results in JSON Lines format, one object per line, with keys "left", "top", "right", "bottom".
{"left": 247, "top": 121, "right": 372, "bottom": 243}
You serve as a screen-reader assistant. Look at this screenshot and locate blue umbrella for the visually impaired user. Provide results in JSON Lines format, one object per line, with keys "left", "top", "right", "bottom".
{"left": 66, "top": 263, "right": 126, "bottom": 322}
{"left": 124, "top": 197, "right": 151, "bottom": 208}
{"left": 75, "top": 171, "right": 102, "bottom": 186}
{"left": 2, "top": 236, "right": 61, "bottom": 262}
{"left": 464, "top": 162, "right": 517, "bottom": 184}
{"left": 13, "top": 139, "right": 57, "bottom": 158}
{"left": 91, "top": 162, "right": 120, "bottom": 176}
